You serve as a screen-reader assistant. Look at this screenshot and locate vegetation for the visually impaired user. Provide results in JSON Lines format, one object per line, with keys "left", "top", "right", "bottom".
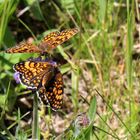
{"left": 0, "top": 0, "right": 140, "bottom": 139}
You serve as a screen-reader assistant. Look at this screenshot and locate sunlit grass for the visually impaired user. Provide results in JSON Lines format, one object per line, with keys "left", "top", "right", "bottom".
{"left": 0, "top": 0, "right": 19, "bottom": 47}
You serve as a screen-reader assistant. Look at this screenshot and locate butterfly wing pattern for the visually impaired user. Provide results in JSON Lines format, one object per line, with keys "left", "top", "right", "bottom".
{"left": 40, "top": 28, "right": 79, "bottom": 51}
{"left": 38, "top": 69, "right": 63, "bottom": 110}
{"left": 13, "top": 58, "right": 63, "bottom": 110}
{"left": 13, "top": 59, "right": 57, "bottom": 89}
{"left": 5, "top": 42, "right": 41, "bottom": 53}
{"left": 41, "top": 31, "right": 60, "bottom": 43}
{"left": 5, "top": 28, "right": 79, "bottom": 54}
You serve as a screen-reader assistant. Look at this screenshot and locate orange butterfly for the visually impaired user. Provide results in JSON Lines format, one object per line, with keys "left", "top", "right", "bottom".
{"left": 13, "top": 57, "right": 63, "bottom": 110}
{"left": 5, "top": 28, "right": 79, "bottom": 54}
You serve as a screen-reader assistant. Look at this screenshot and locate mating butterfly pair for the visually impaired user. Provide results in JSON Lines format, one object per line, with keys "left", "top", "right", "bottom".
{"left": 6, "top": 28, "right": 79, "bottom": 110}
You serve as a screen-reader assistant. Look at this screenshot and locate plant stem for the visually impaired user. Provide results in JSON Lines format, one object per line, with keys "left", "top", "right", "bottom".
{"left": 32, "top": 92, "right": 39, "bottom": 139}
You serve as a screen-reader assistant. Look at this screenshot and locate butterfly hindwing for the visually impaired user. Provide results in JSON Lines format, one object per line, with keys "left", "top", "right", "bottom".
{"left": 38, "top": 70, "right": 63, "bottom": 110}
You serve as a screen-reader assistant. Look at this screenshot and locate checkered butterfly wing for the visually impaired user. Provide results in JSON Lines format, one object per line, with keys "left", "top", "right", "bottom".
{"left": 13, "top": 60, "right": 56, "bottom": 89}
{"left": 5, "top": 42, "right": 41, "bottom": 53}
{"left": 38, "top": 70, "right": 63, "bottom": 110}
{"left": 40, "top": 28, "right": 79, "bottom": 51}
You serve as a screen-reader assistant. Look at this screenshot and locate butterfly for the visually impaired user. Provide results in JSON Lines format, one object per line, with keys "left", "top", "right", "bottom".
{"left": 5, "top": 28, "right": 79, "bottom": 54}
{"left": 13, "top": 57, "right": 57, "bottom": 89}
{"left": 13, "top": 57, "right": 63, "bottom": 110}
{"left": 38, "top": 70, "right": 63, "bottom": 110}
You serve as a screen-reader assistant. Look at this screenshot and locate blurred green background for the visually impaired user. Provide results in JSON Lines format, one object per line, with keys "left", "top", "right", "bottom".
{"left": 0, "top": 0, "right": 140, "bottom": 139}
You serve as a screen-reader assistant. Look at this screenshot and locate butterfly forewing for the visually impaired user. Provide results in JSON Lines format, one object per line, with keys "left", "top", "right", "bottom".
{"left": 41, "top": 31, "right": 59, "bottom": 43}
{"left": 13, "top": 60, "right": 55, "bottom": 89}
{"left": 42, "top": 28, "right": 79, "bottom": 50}
{"left": 5, "top": 42, "right": 41, "bottom": 53}
{"left": 38, "top": 70, "right": 63, "bottom": 110}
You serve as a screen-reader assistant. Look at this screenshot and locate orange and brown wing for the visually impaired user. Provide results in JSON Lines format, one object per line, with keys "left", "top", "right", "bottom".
{"left": 39, "top": 28, "right": 79, "bottom": 51}
{"left": 47, "top": 28, "right": 79, "bottom": 49}
{"left": 13, "top": 60, "right": 55, "bottom": 89}
{"left": 41, "top": 31, "right": 59, "bottom": 43}
{"left": 5, "top": 42, "right": 41, "bottom": 53}
{"left": 38, "top": 31, "right": 60, "bottom": 52}
{"left": 38, "top": 70, "right": 63, "bottom": 110}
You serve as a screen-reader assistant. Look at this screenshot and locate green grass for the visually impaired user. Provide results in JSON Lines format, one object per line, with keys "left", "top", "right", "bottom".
{"left": 0, "top": 0, "right": 139, "bottom": 139}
